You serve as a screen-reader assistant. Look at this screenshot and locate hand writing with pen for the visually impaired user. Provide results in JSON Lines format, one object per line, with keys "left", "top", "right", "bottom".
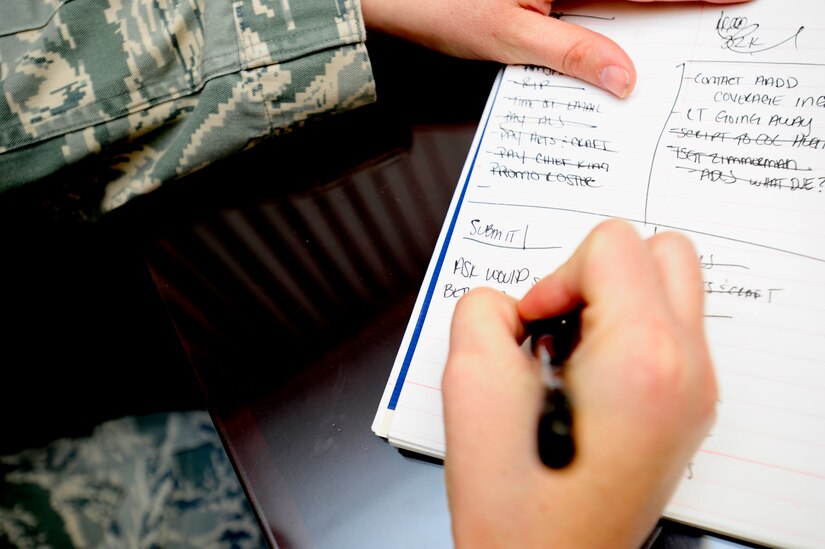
{"left": 442, "top": 220, "right": 717, "bottom": 548}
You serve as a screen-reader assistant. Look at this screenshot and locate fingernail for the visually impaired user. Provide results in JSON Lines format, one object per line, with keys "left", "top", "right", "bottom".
{"left": 599, "top": 65, "right": 630, "bottom": 98}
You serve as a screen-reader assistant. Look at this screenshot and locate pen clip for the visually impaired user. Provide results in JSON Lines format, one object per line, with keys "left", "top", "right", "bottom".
{"left": 528, "top": 311, "right": 580, "bottom": 364}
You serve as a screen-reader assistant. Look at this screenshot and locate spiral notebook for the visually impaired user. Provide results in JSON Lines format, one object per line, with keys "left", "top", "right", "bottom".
{"left": 373, "top": 2, "right": 825, "bottom": 548}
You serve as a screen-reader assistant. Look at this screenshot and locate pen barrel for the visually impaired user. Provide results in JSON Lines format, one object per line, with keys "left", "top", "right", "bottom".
{"left": 538, "top": 389, "right": 575, "bottom": 469}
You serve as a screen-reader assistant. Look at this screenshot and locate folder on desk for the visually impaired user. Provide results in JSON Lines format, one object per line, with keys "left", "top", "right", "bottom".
{"left": 374, "top": 1, "right": 825, "bottom": 547}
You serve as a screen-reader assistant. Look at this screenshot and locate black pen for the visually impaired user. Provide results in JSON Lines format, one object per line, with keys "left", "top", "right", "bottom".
{"left": 528, "top": 307, "right": 582, "bottom": 469}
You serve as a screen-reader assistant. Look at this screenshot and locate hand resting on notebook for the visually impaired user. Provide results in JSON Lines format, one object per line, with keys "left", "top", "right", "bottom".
{"left": 361, "top": 0, "right": 749, "bottom": 98}
{"left": 442, "top": 219, "right": 717, "bottom": 548}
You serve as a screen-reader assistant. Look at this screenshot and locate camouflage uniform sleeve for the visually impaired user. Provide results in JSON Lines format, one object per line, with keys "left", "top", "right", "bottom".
{"left": 0, "top": 0, "right": 376, "bottom": 214}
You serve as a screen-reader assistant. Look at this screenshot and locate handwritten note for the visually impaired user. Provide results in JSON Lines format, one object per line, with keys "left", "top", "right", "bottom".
{"left": 373, "top": 2, "right": 825, "bottom": 548}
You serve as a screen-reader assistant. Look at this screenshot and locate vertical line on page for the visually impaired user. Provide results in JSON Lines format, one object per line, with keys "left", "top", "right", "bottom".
{"left": 388, "top": 70, "right": 506, "bottom": 410}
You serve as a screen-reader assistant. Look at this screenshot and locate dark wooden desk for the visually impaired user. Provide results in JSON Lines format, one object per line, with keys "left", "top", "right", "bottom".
{"left": 138, "top": 38, "right": 759, "bottom": 549}
{"left": 143, "top": 120, "right": 470, "bottom": 547}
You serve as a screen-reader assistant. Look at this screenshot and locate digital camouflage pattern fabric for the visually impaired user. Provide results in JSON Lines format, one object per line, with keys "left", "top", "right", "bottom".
{"left": 0, "top": 411, "right": 265, "bottom": 548}
{"left": 0, "top": 0, "right": 375, "bottom": 214}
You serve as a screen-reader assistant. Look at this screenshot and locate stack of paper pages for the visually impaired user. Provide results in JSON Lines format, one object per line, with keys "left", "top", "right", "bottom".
{"left": 374, "top": 1, "right": 825, "bottom": 548}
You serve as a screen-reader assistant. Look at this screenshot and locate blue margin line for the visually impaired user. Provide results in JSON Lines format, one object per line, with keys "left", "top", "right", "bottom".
{"left": 388, "top": 70, "right": 506, "bottom": 410}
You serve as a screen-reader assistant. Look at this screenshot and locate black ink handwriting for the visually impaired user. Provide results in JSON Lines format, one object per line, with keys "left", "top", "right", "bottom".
{"left": 716, "top": 11, "right": 804, "bottom": 54}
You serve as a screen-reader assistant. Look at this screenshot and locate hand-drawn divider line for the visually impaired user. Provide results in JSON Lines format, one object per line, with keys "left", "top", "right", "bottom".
{"left": 461, "top": 237, "right": 562, "bottom": 251}
{"left": 645, "top": 59, "right": 825, "bottom": 224}
{"left": 645, "top": 62, "right": 686, "bottom": 225}
{"left": 466, "top": 199, "right": 825, "bottom": 263}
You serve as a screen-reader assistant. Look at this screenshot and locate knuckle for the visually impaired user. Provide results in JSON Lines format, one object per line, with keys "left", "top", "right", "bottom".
{"left": 591, "top": 218, "right": 634, "bottom": 242}
{"left": 582, "top": 219, "right": 637, "bottom": 259}
{"left": 455, "top": 286, "right": 509, "bottom": 318}
{"left": 650, "top": 231, "right": 698, "bottom": 260}
{"left": 518, "top": 0, "right": 554, "bottom": 15}
{"left": 560, "top": 37, "right": 596, "bottom": 76}
{"left": 629, "top": 322, "right": 685, "bottom": 398}
{"left": 628, "top": 317, "right": 718, "bottom": 426}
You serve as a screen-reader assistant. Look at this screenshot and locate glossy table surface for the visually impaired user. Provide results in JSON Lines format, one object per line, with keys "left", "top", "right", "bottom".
{"left": 139, "top": 36, "right": 760, "bottom": 549}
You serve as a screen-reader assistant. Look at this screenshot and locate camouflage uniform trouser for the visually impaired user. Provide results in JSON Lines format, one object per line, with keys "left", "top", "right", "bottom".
{"left": 0, "top": 411, "right": 266, "bottom": 548}
{"left": 0, "top": 0, "right": 376, "bottom": 218}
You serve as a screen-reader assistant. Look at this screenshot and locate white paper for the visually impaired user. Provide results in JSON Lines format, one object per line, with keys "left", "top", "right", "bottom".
{"left": 373, "top": 2, "right": 825, "bottom": 547}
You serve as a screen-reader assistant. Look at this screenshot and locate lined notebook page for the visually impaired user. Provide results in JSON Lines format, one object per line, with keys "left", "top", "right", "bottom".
{"left": 373, "top": 2, "right": 825, "bottom": 547}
